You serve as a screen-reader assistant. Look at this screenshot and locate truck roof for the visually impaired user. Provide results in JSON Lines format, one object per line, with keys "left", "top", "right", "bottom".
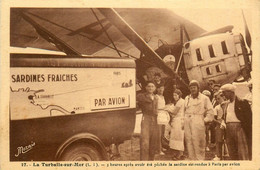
{"left": 10, "top": 53, "right": 136, "bottom": 68}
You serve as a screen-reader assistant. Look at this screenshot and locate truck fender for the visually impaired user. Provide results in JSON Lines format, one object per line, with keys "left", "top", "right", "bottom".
{"left": 55, "top": 133, "right": 108, "bottom": 160}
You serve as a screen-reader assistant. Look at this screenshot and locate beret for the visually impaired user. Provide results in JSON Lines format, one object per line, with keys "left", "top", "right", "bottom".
{"left": 220, "top": 84, "right": 236, "bottom": 92}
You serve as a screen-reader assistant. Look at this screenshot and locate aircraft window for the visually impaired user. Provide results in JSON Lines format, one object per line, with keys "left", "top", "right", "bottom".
{"left": 215, "top": 65, "right": 222, "bottom": 73}
{"left": 208, "top": 45, "right": 216, "bottom": 58}
{"left": 196, "top": 48, "right": 203, "bottom": 61}
{"left": 206, "top": 67, "right": 212, "bottom": 75}
{"left": 221, "top": 41, "right": 228, "bottom": 54}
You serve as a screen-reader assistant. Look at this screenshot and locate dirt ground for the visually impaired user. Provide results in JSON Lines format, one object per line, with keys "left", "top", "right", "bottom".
{"left": 113, "top": 136, "right": 215, "bottom": 161}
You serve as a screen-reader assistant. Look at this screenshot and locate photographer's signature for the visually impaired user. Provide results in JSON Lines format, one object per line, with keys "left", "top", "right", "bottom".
{"left": 15, "top": 141, "right": 35, "bottom": 157}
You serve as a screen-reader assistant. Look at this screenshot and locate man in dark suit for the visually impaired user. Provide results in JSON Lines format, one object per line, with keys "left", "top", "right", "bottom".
{"left": 220, "top": 84, "right": 252, "bottom": 160}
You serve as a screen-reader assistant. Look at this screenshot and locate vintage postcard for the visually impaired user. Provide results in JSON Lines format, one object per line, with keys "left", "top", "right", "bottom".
{"left": 1, "top": 0, "right": 260, "bottom": 169}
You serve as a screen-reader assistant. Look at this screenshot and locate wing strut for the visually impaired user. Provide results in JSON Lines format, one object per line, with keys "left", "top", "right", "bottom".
{"left": 91, "top": 9, "right": 122, "bottom": 58}
{"left": 25, "top": 11, "right": 165, "bottom": 68}
{"left": 98, "top": 8, "right": 189, "bottom": 88}
{"left": 183, "top": 25, "right": 190, "bottom": 41}
{"left": 20, "top": 12, "right": 81, "bottom": 56}
{"left": 175, "top": 24, "right": 189, "bottom": 73}
{"left": 26, "top": 11, "right": 132, "bottom": 57}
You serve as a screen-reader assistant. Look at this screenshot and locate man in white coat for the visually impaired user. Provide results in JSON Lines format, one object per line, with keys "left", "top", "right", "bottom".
{"left": 184, "top": 80, "right": 214, "bottom": 160}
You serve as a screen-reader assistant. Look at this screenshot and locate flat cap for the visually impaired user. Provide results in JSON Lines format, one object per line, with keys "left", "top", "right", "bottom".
{"left": 220, "top": 84, "right": 236, "bottom": 92}
{"left": 213, "top": 84, "right": 221, "bottom": 88}
{"left": 202, "top": 90, "right": 211, "bottom": 97}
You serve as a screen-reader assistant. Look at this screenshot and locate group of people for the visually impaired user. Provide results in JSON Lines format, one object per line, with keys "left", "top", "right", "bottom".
{"left": 137, "top": 73, "right": 252, "bottom": 161}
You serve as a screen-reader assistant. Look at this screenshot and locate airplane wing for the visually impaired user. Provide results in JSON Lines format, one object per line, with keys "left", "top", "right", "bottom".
{"left": 10, "top": 8, "right": 206, "bottom": 92}
{"left": 10, "top": 8, "right": 205, "bottom": 57}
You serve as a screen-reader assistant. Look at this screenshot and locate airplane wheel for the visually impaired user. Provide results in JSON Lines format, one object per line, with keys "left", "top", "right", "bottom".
{"left": 59, "top": 144, "right": 102, "bottom": 161}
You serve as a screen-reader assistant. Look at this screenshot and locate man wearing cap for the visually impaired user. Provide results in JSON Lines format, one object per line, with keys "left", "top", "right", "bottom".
{"left": 220, "top": 83, "right": 252, "bottom": 160}
{"left": 137, "top": 81, "right": 160, "bottom": 160}
{"left": 184, "top": 80, "right": 214, "bottom": 160}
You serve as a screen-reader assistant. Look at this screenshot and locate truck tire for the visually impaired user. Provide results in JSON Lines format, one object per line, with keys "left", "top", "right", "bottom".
{"left": 59, "top": 144, "right": 102, "bottom": 161}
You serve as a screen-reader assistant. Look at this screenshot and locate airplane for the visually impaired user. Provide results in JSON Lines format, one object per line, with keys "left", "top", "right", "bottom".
{"left": 10, "top": 8, "right": 252, "bottom": 96}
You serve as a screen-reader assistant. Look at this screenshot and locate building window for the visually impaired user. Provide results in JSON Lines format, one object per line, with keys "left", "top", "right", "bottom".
{"left": 221, "top": 41, "right": 228, "bottom": 54}
{"left": 206, "top": 67, "right": 212, "bottom": 75}
{"left": 196, "top": 48, "right": 203, "bottom": 61}
{"left": 208, "top": 45, "right": 216, "bottom": 58}
{"left": 215, "top": 65, "right": 222, "bottom": 73}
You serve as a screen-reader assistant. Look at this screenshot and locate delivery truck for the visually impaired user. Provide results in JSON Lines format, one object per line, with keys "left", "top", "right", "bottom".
{"left": 10, "top": 53, "right": 136, "bottom": 161}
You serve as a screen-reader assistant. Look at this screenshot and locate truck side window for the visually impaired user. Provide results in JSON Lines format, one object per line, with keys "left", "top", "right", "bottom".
{"left": 196, "top": 48, "right": 203, "bottom": 61}
{"left": 208, "top": 45, "right": 216, "bottom": 58}
{"left": 221, "top": 41, "right": 228, "bottom": 54}
{"left": 215, "top": 64, "right": 222, "bottom": 73}
{"left": 206, "top": 67, "right": 212, "bottom": 75}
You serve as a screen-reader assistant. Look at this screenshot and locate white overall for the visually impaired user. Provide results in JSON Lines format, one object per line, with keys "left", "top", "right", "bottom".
{"left": 184, "top": 93, "right": 214, "bottom": 160}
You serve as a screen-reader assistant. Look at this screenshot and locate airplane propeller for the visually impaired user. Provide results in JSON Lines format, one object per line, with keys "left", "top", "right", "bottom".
{"left": 241, "top": 10, "right": 252, "bottom": 81}
{"left": 234, "top": 10, "right": 252, "bottom": 82}
{"left": 242, "top": 10, "right": 252, "bottom": 54}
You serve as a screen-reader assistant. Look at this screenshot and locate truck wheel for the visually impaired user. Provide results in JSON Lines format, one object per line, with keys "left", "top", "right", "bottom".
{"left": 60, "top": 144, "right": 102, "bottom": 161}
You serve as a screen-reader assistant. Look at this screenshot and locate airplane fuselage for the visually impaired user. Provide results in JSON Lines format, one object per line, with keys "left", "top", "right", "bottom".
{"left": 183, "top": 32, "right": 250, "bottom": 89}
